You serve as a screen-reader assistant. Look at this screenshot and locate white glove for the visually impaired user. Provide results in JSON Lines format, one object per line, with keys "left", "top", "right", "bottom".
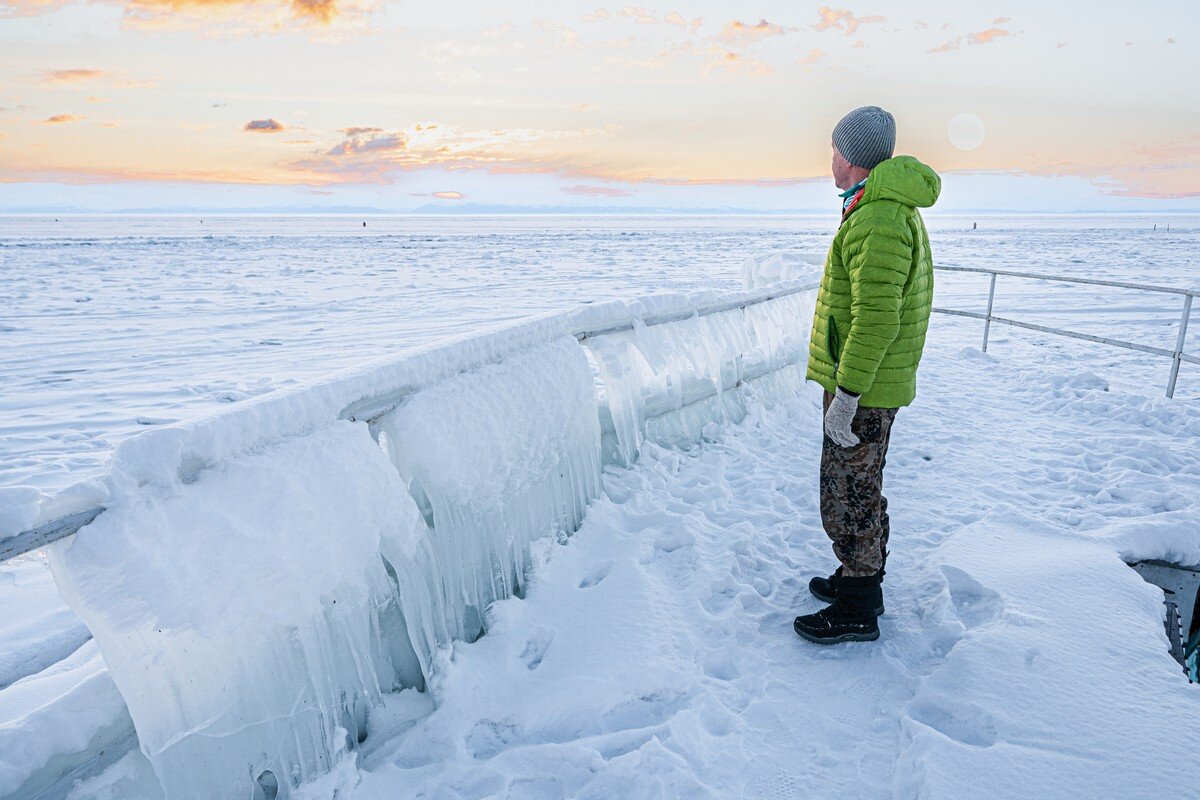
{"left": 824, "top": 387, "right": 860, "bottom": 448}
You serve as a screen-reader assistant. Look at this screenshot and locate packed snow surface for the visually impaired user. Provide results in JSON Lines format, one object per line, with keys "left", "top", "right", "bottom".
{"left": 1, "top": 214, "right": 1198, "bottom": 799}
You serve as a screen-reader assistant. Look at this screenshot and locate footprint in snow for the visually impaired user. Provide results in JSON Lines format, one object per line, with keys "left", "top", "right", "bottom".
{"left": 578, "top": 561, "right": 612, "bottom": 589}
{"left": 906, "top": 697, "right": 998, "bottom": 748}
{"left": 941, "top": 565, "right": 1004, "bottom": 629}
{"left": 518, "top": 628, "right": 554, "bottom": 671}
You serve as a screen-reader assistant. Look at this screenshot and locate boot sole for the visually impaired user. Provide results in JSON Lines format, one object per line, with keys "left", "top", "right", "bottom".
{"left": 808, "top": 585, "right": 884, "bottom": 616}
{"left": 793, "top": 622, "right": 880, "bottom": 645}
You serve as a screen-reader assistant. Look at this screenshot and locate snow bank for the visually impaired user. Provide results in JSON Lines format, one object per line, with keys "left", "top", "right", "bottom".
{"left": 41, "top": 281, "right": 820, "bottom": 798}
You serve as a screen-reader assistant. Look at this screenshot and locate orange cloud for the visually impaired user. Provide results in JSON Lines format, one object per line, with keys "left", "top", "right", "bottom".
{"left": 40, "top": 69, "right": 106, "bottom": 84}
{"left": 706, "top": 50, "right": 773, "bottom": 77}
{"left": 0, "top": 0, "right": 73, "bottom": 17}
{"left": 932, "top": 25, "right": 1012, "bottom": 52}
{"left": 928, "top": 37, "right": 961, "bottom": 53}
{"left": 618, "top": 6, "right": 656, "bottom": 25}
{"left": 17, "top": 0, "right": 381, "bottom": 37}
{"left": 289, "top": 0, "right": 335, "bottom": 23}
{"left": 124, "top": 0, "right": 341, "bottom": 24}
{"left": 582, "top": 8, "right": 609, "bottom": 22}
{"left": 41, "top": 114, "right": 82, "bottom": 124}
{"left": 432, "top": 190, "right": 463, "bottom": 199}
{"left": 812, "top": 7, "right": 885, "bottom": 37}
{"left": 796, "top": 48, "right": 827, "bottom": 65}
{"left": 718, "top": 19, "right": 784, "bottom": 45}
{"left": 244, "top": 118, "right": 285, "bottom": 132}
{"left": 968, "top": 27, "right": 1010, "bottom": 45}
{"left": 561, "top": 184, "right": 632, "bottom": 197}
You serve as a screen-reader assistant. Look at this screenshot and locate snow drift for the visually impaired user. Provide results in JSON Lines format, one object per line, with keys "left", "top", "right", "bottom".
{"left": 43, "top": 277, "right": 820, "bottom": 799}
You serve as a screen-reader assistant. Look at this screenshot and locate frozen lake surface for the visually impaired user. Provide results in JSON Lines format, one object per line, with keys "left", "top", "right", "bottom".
{"left": 2, "top": 213, "right": 1198, "bottom": 494}
{"left": 1, "top": 213, "right": 1198, "bottom": 799}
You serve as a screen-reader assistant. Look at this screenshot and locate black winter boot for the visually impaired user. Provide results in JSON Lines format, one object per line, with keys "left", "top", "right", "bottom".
{"left": 794, "top": 574, "right": 882, "bottom": 644}
{"left": 808, "top": 559, "right": 886, "bottom": 616}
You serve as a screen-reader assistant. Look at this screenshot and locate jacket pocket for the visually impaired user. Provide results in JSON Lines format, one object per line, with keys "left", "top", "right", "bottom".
{"left": 826, "top": 316, "right": 841, "bottom": 369}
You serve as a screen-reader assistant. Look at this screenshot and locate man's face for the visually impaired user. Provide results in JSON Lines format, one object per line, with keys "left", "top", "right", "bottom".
{"left": 831, "top": 144, "right": 853, "bottom": 190}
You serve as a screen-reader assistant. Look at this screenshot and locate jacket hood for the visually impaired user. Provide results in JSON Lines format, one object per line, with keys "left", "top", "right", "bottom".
{"left": 861, "top": 155, "right": 940, "bottom": 209}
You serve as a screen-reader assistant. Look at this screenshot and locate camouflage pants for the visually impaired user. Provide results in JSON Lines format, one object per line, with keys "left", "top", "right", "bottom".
{"left": 820, "top": 390, "right": 898, "bottom": 577}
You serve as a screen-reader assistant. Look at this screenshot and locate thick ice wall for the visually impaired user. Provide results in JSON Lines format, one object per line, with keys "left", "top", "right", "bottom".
{"left": 583, "top": 283, "right": 820, "bottom": 465}
{"left": 48, "top": 421, "right": 424, "bottom": 800}
{"left": 374, "top": 337, "right": 603, "bottom": 682}
{"left": 34, "top": 282, "right": 818, "bottom": 798}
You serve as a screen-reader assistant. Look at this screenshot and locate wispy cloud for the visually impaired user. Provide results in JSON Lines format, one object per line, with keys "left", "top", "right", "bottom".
{"left": 40, "top": 114, "right": 83, "bottom": 124}
{"left": 717, "top": 19, "right": 784, "bottom": 46}
{"left": 968, "top": 27, "right": 1010, "bottom": 45}
{"left": 285, "top": 121, "right": 621, "bottom": 184}
{"left": 618, "top": 6, "right": 657, "bottom": 25}
{"left": 704, "top": 50, "right": 773, "bottom": 77}
{"left": 929, "top": 24, "right": 1013, "bottom": 53}
{"left": 432, "top": 190, "right": 463, "bottom": 199}
{"left": 812, "top": 7, "right": 885, "bottom": 37}
{"left": 796, "top": 48, "right": 827, "bottom": 65}
{"left": 582, "top": 8, "right": 609, "bottom": 23}
{"left": 39, "top": 69, "right": 106, "bottom": 84}
{"left": 78, "top": 0, "right": 383, "bottom": 37}
{"left": 0, "top": 0, "right": 74, "bottom": 17}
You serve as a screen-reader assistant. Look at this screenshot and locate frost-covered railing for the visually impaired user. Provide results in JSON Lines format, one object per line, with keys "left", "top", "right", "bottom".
{"left": 2, "top": 276, "right": 820, "bottom": 799}
{"left": 932, "top": 265, "right": 1198, "bottom": 398}
{"left": 1, "top": 282, "right": 816, "bottom": 565}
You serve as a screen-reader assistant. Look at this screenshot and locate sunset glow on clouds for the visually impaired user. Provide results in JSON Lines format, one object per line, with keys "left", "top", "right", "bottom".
{"left": 0, "top": 0, "right": 1196, "bottom": 211}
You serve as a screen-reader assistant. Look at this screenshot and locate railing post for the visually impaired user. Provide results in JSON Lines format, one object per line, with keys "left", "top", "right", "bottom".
{"left": 982, "top": 272, "right": 998, "bottom": 353}
{"left": 1166, "top": 293, "right": 1193, "bottom": 399}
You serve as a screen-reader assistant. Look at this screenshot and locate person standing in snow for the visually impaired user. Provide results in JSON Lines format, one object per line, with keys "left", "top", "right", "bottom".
{"left": 793, "top": 106, "right": 941, "bottom": 645}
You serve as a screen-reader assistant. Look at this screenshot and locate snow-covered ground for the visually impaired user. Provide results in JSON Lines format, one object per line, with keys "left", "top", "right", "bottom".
{"left": 1, "top": 215, "right": 1198, "bottom": 799}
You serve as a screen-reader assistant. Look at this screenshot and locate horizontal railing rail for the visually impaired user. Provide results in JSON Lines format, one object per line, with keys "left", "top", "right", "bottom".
{"left": 931, "top": 264, "right": 1195, "bottom": 399}
{"left": 1, "top": 282, "right": 818, "bottom": 566}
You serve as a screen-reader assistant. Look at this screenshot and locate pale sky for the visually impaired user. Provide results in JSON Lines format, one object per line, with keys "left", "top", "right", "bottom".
{"left": 0, "top": 1, "right": 1196, "bottom": 212}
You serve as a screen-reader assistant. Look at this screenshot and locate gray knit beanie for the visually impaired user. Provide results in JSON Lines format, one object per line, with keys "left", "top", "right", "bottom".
{"left": 832, "top": 106, "right": 896, "bottom": 169}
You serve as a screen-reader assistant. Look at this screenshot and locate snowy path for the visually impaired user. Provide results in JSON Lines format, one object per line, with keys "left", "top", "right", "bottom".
{"left": 5, "top": 317, "right": 1199, "bottom": 799}
{"left": 282, "top": 332, "right": 1200, "bottom": 800}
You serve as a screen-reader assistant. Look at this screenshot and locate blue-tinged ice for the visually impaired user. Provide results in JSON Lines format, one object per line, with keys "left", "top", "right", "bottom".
{"left": 375, "top": 337, "right": 603, "bottom": 684}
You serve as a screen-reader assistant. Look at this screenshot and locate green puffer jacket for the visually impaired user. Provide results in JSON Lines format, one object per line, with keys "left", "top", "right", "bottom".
{"left": 806, "top": 155, "right": 941, "bottom": 408}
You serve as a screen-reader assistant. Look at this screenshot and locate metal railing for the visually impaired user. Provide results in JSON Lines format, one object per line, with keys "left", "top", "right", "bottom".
{"left": 6, "top": 268, "right": 1195, "bottom": 566}
{"left": 1, "top": 282, "right": 817, "bottom": 566}
{"left": 932, "top": 265, "right": 1197, "bottom": 398}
